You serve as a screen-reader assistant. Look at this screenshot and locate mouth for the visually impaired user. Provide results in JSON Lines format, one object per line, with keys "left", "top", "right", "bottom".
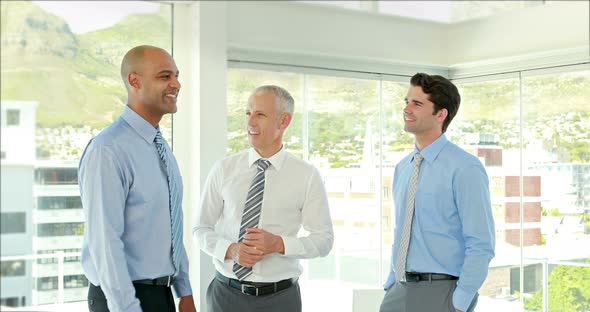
{"left": 404, "top": 115, "right": 415, "bottom": 123}
{"left": 248, "top": 129, "right": 260, "bottom": 136}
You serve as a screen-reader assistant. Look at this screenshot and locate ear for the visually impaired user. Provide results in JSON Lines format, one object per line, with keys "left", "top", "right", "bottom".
{"left": 280, "top": 113, "right": 292, "bottom": 130}
{"left": 437, "top": 108, "right": 448, "bottom": 123}
{"left": 128, "top": 72, "right": 141, "bottom": 90}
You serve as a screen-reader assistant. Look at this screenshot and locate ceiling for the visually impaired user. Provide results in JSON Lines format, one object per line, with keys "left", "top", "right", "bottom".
{"left": 297, "top": 1, "right": 551, "bottom": 24}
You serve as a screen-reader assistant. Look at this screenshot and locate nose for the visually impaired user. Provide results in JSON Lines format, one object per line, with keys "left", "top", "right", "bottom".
{"left": 247, "top": 114, "right": 255, "bottom": 127}
{"left": 170, "top": 77, "right": 181, "bottom": 89}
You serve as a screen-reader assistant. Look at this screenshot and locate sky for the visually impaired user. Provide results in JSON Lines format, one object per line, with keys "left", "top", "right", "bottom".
{"left": 32, "top": 1, "right": 162, "bottom": 34}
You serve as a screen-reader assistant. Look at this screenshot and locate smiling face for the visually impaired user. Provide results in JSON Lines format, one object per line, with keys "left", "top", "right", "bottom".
{"left": 403, "top": 85, "right": 447, "bottom": 149}
{"left": 246, "top": 90, "right": 291, "bottom": 158}
{"left": 124, "top": 46, "right": 180, "bottom": 126}
{"left": 135, "top": 49, "right": 180, "bottom": 116}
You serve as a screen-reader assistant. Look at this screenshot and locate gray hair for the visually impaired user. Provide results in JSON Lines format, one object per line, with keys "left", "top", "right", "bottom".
{"left": 251, "top": 85, "right": 294, "bottom": 115}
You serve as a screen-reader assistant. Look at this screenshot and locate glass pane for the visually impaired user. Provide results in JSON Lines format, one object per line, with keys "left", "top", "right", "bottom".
{"left": 521, "top": 69, "right": 590, "bottom": 311}
{"left": 0, "top": 1, "right": 172, "bottom": 308}
{"left": 380, "top": 80, "right": 415, "bottom": 280}
{"left": 453, "top": 77, "right": 522, "bottom": 310}
{"left": 302, "top": 74, "right": 380, "bottom": 311}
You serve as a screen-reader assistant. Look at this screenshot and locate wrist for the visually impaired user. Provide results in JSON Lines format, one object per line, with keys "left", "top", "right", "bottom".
{"left": 225, "top": 243, "right": 238, "bottom": 261}
{"left": 273, "top": 235, "right": 285, "bottom": 254}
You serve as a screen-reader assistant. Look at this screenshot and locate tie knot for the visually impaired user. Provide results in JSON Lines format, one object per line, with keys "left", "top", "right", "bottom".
{"left": 414, "top": 153, "right": 423, "bottom": 165}
{"left": 258, "top": 159, "right": 271, "bottom": 171}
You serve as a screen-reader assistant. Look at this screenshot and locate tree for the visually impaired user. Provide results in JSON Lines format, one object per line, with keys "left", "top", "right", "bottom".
{"left": 524, "top": 262, "right": 590, "bottom": 312}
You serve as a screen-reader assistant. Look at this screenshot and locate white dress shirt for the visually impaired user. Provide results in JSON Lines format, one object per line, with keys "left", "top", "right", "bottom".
{"left": 194, "top": 148, "right": 334, "bottom": 282}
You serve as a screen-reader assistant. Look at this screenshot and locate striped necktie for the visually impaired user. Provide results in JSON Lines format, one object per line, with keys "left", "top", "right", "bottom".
{"left": 395, "top": 153, "right": 423, "bottom": 282}
{"left": 232, "top": 159, "right": 271, "bottom": 281}
{"left": 154, "top": 130, "right": 182, "bottom": 275}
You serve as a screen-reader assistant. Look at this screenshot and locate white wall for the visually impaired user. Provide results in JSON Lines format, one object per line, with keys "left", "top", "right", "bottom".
{"left": 227, "top": 1, "right": 448, "bottom": 65}
{"left": 173, "top": 2, "right": 227, "bottom": 311}
{"left": 226, "top": 1, "right": 589, "bottom": 72}
{"left": 446, "top": 1, "right": 590, "bottom": 65}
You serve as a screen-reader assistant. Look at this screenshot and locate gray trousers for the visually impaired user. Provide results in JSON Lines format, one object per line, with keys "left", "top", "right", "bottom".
{"left": 379, "top": 280, "right": 478, "bottom": 312}
{"left": 206, "top": 278, "right": 302, "bottom": 312}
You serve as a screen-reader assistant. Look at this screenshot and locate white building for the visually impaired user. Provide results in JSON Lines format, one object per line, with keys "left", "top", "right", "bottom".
{"left": 1, "top": 101, "right": 37, "bottom": 307}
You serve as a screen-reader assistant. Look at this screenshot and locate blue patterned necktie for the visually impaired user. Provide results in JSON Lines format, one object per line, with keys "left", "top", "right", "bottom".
{"left": 154, "top": 130, "right": 182, "bottom": 275}
{"left": 232, "top": 159, "right": 271, "bottom": 281}
{"left": 395, "top": 153, "right": 423, "bottom": 282}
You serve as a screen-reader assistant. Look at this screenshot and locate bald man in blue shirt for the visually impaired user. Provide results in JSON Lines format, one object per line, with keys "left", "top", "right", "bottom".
{"left": 79, "top": 45, "right": 195, "bottom": 312}
{"left": 380, "top": 73, "right": 495, "bottom": 312}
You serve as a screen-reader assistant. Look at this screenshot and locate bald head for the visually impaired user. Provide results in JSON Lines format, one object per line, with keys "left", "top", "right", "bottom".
{"left": 120, "top": 45, "right": 172, "bottom": 90}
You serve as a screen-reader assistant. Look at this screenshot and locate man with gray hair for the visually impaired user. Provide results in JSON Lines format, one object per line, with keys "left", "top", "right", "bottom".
{"left": 194, "top": 85, "right": 334, "bottom": 312}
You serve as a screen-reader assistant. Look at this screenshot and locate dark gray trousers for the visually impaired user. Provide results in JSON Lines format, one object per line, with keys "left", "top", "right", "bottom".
{"left": 88, "top": 283, "right": 175, "bottom": 312}
{"left": 379, "top": 280, "right": 478, "bottom": 312}
{"left": 206, "top": 278, "right": 302, "bottom": 312}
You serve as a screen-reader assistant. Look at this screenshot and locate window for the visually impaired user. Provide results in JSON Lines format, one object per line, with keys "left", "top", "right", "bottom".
{"left": 1, "top": 1, "right": 173, "bottom": 307}
{"left": 6, "top": 109, "right": 20, "bottom": 126}
{"left": 1, "top": 260, "right": 25, "bottom": 277}
{"left": 521, "top": 68, "right": 590, "bottom": 311}
{"left": 36, "top": 223, "right": 84, "bottom": 237}
{"left": 0, "top": 297, "right": 26, "bottom": 308}
{"left": 228, "top": 65, "right": 590, "bottom": 311}
{"left": 35, "top": 168, "right": 78, "bottom": 185}
{"left": 37, "top": 196, "right": 82, "bottom": 210}
{"left": 64, "top": 274, "right": 88, "bottom": 288}
{"left": 0, "top": 212, "right": 26, "bottom": 234}
{"left": 34, "top": 274, "right": 88, "bottom": 290}
{"left": 228, "top": 68, "right": 407, "bottom": 311}
{"left": 37, "top": 249, "right": 82, "bottom": 264}
{"left": 35, "top": 276, "right": 58, "bottom": 291}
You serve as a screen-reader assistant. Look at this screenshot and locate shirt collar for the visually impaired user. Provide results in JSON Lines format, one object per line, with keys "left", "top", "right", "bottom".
{"left": 121, "top": 105, "right": 159, "bottom": 144}
{"left": 411, "top": 134, "right": 449, "bottom": 165}
{"left": 248, "top": 146, "right": 287, "bottom": 171}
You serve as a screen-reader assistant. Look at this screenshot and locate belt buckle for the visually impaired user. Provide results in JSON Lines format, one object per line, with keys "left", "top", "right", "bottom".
{"left": 167, "top": 276, "right": 172, "bottom": 287}
{"left": 405, "top": 273, "right": 418, "bottom": 282}
{"left": 241, "top": 284, "right": 259, "bottom": 296}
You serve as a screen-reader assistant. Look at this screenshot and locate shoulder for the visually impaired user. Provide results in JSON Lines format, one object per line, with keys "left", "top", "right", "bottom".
{"left": 442, "top": 141, "right": 483, "bottom": 168}
{"left": 440, "top": 141, "right": 488, "bottom": 180}
{"left": 210, "top": 150, "right": 249, "bottom": 176}
{"left": 86, "top": 118, "right": 129, "bottom": 151}
{"left": 283, "top": 151, "right": 322, "bottom": 178}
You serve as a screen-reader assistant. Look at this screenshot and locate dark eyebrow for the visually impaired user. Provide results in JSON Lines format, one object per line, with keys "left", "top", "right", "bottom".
{"left": 405, "top": 97, "right": 423, "bottom": 105}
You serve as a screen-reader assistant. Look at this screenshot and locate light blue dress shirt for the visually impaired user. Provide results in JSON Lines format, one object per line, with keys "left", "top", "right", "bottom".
{"left": 384, "top": 134, "right": 495, "bottom": 312}
{"left": 79, "top": 106, "right": 191, "bottom": 312}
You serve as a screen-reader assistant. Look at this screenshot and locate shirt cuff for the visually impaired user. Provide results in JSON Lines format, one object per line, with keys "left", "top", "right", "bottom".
{"left": 172, "top": 278, "right": 193, "bottom": 298}
{"left": 213, "top": 238, "right": 234, "bottom": 262}
{"left": 452, "top": 285, "right": 475, "bottom": 312}
{"left": 281, "top": 235, "right": 304, "bottom": 257}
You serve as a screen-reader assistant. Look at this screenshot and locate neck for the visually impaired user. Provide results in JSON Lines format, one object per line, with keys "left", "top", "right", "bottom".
{"left": 414, "top": 131, "right": 442, "bottom": 151}
{"left": 255, "top": 144, "right": 283, "bottom": 158}
{"left": 127, "top": 101, "right": 162, "bottom": 128}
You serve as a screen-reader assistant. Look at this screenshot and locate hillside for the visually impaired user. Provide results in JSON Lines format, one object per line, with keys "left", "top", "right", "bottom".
{"left": 0, "top": 1, "right": 171, "bottom": 128}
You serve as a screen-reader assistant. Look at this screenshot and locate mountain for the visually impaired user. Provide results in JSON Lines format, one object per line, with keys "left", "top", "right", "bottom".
{"left": 1, "top": 1, "right": 171, "bottom": 128}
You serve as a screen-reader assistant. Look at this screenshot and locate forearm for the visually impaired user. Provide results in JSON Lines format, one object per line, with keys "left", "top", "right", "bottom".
{"left": 281, "top": 231, "right": 333, "bottom": 258}
{"left": 172, "top": 245, "right": 193, "bottom": 297}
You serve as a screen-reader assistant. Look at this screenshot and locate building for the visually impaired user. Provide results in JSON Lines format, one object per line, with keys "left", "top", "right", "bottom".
{"left": 465, "top": 134, "right": 542, "bottom": 247}
{"left": 1, "top": 101, "right": 37, "bottom": 307}
{"left": 32, "top": 161, "right": 87, "bottom": 304}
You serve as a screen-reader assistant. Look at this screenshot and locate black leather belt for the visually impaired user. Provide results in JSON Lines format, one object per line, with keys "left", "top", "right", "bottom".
{"left": 133, "top": 275, "right": 175, "bottom": 287}
{"left": 215, "top": 272, "right": 295, "bottom": 296}
{"left": 404, "top": 272, "right": 458, "bottom": 282}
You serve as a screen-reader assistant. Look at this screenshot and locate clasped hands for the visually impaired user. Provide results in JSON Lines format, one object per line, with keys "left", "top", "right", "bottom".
{"left": 225, "top": 228, "right": 285, "bottom": 267}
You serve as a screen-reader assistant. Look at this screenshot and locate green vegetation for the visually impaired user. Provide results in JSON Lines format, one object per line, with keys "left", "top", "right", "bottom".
{"left": 1, "top": 1, "right": 171, "bottom": 129}
{"left": 524, "top": 262, "right": 590, "bottom": 312}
